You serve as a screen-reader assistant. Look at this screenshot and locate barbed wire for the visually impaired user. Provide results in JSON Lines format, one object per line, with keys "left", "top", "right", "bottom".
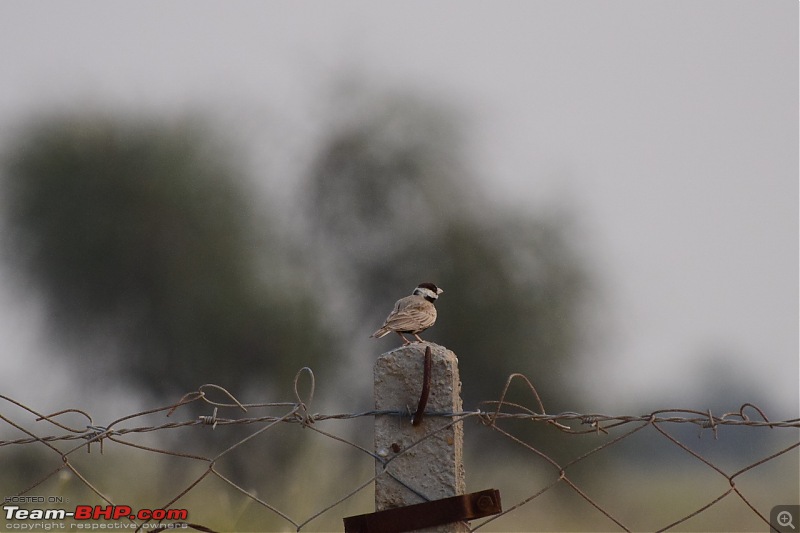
{"left": 1, "top": 368, "right": 798, "bottom": 532}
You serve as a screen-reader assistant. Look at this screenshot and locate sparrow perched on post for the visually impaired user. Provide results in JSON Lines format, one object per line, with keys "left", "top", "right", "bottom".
{"left": 370, "top": 282, "right": 444, "bottom": 345}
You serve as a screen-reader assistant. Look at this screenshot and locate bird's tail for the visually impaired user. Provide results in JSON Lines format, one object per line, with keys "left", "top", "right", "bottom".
{"left": 370, "top": 327, "right": 390, "bottom": 339}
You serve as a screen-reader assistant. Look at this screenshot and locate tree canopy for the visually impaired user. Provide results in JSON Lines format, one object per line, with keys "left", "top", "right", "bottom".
{"left": 1, "top": 114, "right": 331, "bottom": 396}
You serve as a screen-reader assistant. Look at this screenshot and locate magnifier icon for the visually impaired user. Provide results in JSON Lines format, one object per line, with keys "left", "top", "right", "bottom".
{"left": 778, "top": 510, "right": 796, "bottom": 530}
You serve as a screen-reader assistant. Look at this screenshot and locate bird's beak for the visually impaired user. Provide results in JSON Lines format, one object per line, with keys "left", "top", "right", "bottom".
{"left": 437, "top": 288, "right": 444, "bottom": 294}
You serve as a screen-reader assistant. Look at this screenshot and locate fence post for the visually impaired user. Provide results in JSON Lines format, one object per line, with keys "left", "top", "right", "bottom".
{"left": 373, "top": 342, "right": 468, "bottom": 533}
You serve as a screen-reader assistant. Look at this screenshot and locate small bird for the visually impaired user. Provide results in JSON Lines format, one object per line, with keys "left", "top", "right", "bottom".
{"left": 370, "top": 282, "right": 444, "bottom": 345}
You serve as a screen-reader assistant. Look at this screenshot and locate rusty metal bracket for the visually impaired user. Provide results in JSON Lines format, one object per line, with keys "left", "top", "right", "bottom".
{"left": 412, "top": 346, "right": 432, "bottom": 426}
{"left": 343, "top": 488, "right": 502, "bottom": 533}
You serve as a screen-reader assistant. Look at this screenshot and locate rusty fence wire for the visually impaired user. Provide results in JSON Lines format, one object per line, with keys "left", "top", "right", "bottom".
{"left": 1, "top": 368, "right": 798, "bottom": 532}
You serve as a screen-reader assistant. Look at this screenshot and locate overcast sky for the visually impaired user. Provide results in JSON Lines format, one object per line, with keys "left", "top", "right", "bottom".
{"left": 0, "top": 2, "right": 797, "bottom": 416}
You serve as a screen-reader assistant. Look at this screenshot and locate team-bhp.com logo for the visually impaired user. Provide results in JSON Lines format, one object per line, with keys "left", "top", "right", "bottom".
{"left": 4, "top": 503, "right": 188, "bottom": 528}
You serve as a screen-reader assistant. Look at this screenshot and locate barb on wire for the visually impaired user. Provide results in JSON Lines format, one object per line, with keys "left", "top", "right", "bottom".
{"left": 82, "top": 425, "right": 120, "bottom": 454}
{"left": 197, "top": 407, "right": 219, "bottom": 429}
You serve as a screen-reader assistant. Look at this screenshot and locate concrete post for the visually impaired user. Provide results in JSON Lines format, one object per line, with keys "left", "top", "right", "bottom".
{"left": 373, "top": 342, "right": 467, "bottom": 533}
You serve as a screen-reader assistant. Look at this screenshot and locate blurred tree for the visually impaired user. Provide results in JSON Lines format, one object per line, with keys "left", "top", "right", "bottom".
{"left": 303, "top": 91, "right": 591, "bottom": 418}
{"left": 1, "top": 114, "right": 330, "bottom": 398}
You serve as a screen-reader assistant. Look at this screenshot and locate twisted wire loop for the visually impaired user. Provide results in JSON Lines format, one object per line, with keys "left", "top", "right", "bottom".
{"left": 293, "top": 366, "right": 316, "bottom": 426}
{"left": 1, "top": 372, "right": 797, "bottom": 532}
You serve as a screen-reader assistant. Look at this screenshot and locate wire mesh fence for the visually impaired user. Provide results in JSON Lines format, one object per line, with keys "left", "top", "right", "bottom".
{"left": 1, "top": 367, "right": 798, "bottom": 532}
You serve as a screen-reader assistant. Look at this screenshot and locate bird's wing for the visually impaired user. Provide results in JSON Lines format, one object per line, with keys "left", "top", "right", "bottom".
{"left": 382, "top": 299, "right": 436, "bottom": 332}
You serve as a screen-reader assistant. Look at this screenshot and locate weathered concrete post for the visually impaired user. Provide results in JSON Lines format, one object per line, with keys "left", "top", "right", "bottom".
{"left": 373, "top": 342, "right": 467, "bottom": 533}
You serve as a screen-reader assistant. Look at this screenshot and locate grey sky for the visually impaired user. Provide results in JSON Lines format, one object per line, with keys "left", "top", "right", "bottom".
{"left": 0, "top": 2, "right": 797, "bottom": 414}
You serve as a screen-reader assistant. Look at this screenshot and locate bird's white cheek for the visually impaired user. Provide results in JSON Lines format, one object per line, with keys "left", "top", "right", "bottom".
{"left": 416, "top": 288, "right": 438, "bottom": 300}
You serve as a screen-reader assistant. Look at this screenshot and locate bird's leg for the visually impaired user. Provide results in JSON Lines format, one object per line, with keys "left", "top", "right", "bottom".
{"left": 413, "top": 333, "right": 425, "bottom": 343}
{"left": 396, "top": 332, "right": 412, "bottom": 345}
